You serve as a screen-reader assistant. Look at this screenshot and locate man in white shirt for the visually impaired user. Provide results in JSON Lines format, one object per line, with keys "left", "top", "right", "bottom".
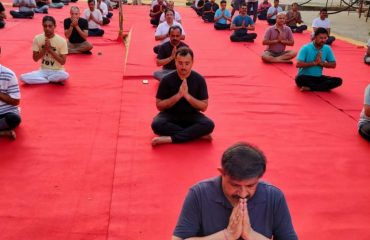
{"left": 83, "top": 0, "right": 104, "bottom": 36}
{"left": 97, "top": 0, "right": 112, "bottom": 25}
{"left": 267, "top": 0, "right": 282, "bottom": 25}
{"left": 153, "top": 9, "right": 185, "bottom": 54}
{"left": 312, "top": 8, "right": 335, "bottom": 45}
{"left": 159, "top": 1, "right": 181, "bottom": 24}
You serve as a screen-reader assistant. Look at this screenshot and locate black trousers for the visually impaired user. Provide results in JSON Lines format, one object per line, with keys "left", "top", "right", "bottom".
{"left": 326, "top": 36, "right": 336, "bottom": 45}
{"left": 10, "top": 10, "right": 34, "bottom": 18}
{"left": 289, "top": 25, "right": 307, "bottom": 33}
{"left": 0, "top": 20, "right": 5, "bottom": 28}
{"left": 151, "top": 112, "right": 215, "bottom": 143}
{"left": 150, "top": 18, "right": 159, "bottom": 26}
{"left": 0, "top": 113, "right": 21, "bottom": 130}
{"left": 359, "top": 123, "right": 370, "bottom": 142}
{"left": 230, "top": 32, "right": 257, "bottom": 42}
{"left": 267, "top": 18, "right": 276, "bottom": 25}
{"left": 295, "top": 75, "right": 342, "bottom": 91}
{"left": 202, "top": 13, "right": 215, "bottom": 22}
{"left": 214, "top": 22, "right": 230, "bottom": 30}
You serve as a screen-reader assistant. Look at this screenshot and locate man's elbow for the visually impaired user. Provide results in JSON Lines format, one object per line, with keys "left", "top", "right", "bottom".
{"left": 181, "top": 35, "right": 185, "bottom": 40}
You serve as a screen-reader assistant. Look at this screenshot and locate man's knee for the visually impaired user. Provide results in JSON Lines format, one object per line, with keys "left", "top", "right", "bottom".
{"left": 151, "top": 116, "right": 167, "bottom": 133}
{"left": 200, "top": 117, "right": 215, "bottom": 133}
{"left": 5, "top": 114, "right": 21, "bottom": 130}
{"left": 0, "top": 21, "right": 5, "bottom": 28}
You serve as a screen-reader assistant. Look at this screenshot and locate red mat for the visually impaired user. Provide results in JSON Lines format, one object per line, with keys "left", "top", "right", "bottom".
{"left": 1, "top": 1, "right": 124, "bottom": 239}
{"left": 0, "top": 3, "right": 369, "bottom": 240}
{"left": 110, "top": 5, "right": 370, "bottom": 240}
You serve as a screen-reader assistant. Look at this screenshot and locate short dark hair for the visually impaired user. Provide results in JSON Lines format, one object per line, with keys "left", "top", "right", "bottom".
{"left": 175, "top": 47, "right": 194, "bottom": 60}
{"left": 42, "top": 16, "right": 56, "bottom": 26}
{"left": 314, "top": 27, "right": 328, "bottom": 36}
{"left": 240, "top": 3, "right": 247, "bottom": 8}
{"left": 88, "top": 0, "right": 95, "bottom": 4}
{"left": 320, "top": 8, "right": 328, "bottom": 13}
{"left": 221, "top": 142, "right": 266, "bottom": 180}
{"left": 165, "top": 8, "right": 175, "bottom": 16}
{"left": 168, "top": 25, "right": 182, "bottom": 35}
{"left": 220, "top": 0, "right": 226, "bottom": 4}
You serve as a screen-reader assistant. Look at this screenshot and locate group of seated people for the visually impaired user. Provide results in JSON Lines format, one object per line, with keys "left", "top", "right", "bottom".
{"left": 148, "top": 0, "right": 370, "bottom": 145}
{"left": 0, "top": 0, "right": 119, "bottom": 139}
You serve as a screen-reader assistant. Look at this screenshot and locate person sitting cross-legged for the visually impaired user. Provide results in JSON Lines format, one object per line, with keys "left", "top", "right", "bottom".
{"left": 261, "top": 12, "right": 296, "bottom": 64}
{"left": 257, "top": 0, "right": 271, "bottom": 20}
{"left": 150, "top": 0, "right": 166, "bottom": 26}
{"left": 295, "top": 27, "right": 342, "bottom": 92}
{"left": 34, "top": 0, "right": 49, "bottom": 14}
{"left": 202, "top": 0, "right": 218, "bottom": 22}
{"left": 312, "top": 8, "right": 335, "bottom": 45}
{"left": 0, "top": 47, "right": 21, "bottom": 140}
{"left": 159, "top": 1, "right": 181, "bottom": 24}
{"left": 153, "top": 26, "right": 188, "bottom": 81}
{"left": 266, "top": 0, "right": 282, "bottom": 25}
{"left": 20, "top": 16, "right": 69, "bottom": 85}
{"left": 64, "top": 6, "right": 93, "bottom": 54}
{"left": 153, "top": 8, "right": 185, "bottom": 54}
{"left": 151, "top": 47, "right": 215, "bottom": 146}
{"left": 286, "top": 2, "right": 307, "bottom": 33}
{"left": 83, "top": 0, "right": 104, "bottom": 37}
{"left": 358, "top": 84, "right": 370, "bottom": 142}
{"left": 10, "top": 0, "right": 35, "bottom": 19}
{"left": 214, "top": 0, "right": 231, "bottom": 30}
{"left": 230, "top": 3, "right": 257, "bottom": 42}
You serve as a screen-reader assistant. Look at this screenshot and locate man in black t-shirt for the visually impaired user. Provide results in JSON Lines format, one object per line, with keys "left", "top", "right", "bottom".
{"left": 0, "top": 1, "right": 6, "bottom": 28}
{"left": 154, "top": 26, "right": 188, "bottom": 81}
{"left": 151, "top": 47, "right": 215, "bottom": 146}
{"left": 202, "top": 0, "right": 219, "bottom": 22}
{"left": 64, "top": 6, "right": 93, "bottom": 54}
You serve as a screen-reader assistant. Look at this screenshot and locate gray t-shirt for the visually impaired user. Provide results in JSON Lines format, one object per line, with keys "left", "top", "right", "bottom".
{"left": 358, "top": 84, "right": 370, "bottom": 128}
{"left": 13, "top": 0, "right": 36, "bottom": 12}
{"left": 173, "top": 176, "right": 298, "bottom": 240}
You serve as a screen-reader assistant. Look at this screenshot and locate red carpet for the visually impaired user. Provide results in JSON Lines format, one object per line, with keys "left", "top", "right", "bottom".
{"left": 0, "top": 3, "right": 369, "bottom": 240}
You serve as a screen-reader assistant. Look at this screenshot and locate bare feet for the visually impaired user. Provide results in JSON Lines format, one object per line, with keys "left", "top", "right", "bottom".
{"left": 200, "top": 134, "right": 213, "bottom": 141}
{"left": 300, "top": 86, "right": 311, "bottom": 92}
{"left": 0, "top": 130, "right": 16, "bottom": 140}
{"left": 151, "top": 136, "right": 172, "bottom": 146}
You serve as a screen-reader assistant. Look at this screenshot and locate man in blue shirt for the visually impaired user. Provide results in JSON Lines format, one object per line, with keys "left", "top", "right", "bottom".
{"left": 172, "top": 142, "right": 298, "bottom": 240}
{"left": 295, "top": 27, "right": 342, "bottom": 91}
{"left": 230, "top": 3, "right": 257, "bottom": 42}
{"left": 214, "top": 0, "right": 231, "bottom": 30}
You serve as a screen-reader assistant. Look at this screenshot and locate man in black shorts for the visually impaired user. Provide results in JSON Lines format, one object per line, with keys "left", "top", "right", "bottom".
{"left": 151, "top": 47, "right": 214, "bottom": 146}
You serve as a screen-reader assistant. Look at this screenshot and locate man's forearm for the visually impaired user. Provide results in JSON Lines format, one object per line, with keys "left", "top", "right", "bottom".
{"left": 156, "top": 56, "right": 174, "bottom": 66}
{"left": 65, "top": 26, "right": 73, "bottom": 39}
{"left": 75, "top": 26, "right": 88, "bottom": 39}
{"left": 185, "top": 95, "right": 208, "bottom": 112}
{"left": 296, "top": 61, "right": 317, "bottom": 68}
{"left": 0, "top": 92, "right": 19, "bottom": 106}
{"left": 156, "top": 94, "right": 182, "bottom": 111}
{"left": 48, "top": 51, "right": 66, "bottom": 65}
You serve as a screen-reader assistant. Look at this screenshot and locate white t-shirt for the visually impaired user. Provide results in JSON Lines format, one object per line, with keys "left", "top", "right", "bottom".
{"left": 98, "top": 1, "right": 109, "bottom": 17}
{"left": 159, "top": 10, "right": 181, "bottom": 23}
{"left": 312, "top": 17, "right": 331, "bottom": 29}
{"left": 83, "top": 9, "right": 103, "bottom": 29}
{"left": 155, "top": 21, "right": 185, "bottom": 44}
{"left": 267, "top": 6, "right": 283, "bottom": 20}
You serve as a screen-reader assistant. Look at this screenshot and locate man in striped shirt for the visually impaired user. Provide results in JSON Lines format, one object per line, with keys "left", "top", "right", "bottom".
{"left": 0, "top": 48, "right": 21, "bottom": 139}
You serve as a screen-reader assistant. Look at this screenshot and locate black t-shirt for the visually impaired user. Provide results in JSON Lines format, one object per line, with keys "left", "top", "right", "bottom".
{"left": 157, "top": 41, "right": 189, "bottom": 70}
{"left": 64, "top": 18, "right": 89, "bottom": 43}
{"left": 203, "top": 2, "right": 219, "bottom": 13}
{"left": 0, "top": 2, "right": 5, "bottom": 12}
{"left": 156, "top": 71, "right": 208, "bottom": 114}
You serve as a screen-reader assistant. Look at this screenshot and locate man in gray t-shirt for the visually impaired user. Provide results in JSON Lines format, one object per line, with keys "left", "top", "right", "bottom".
{"left": 172, "top": 142, "right": 298, "bottom": 240}
{"left": 10, "top": 0, "right": 35, "bottom": 18}
{"left": 358, "top": 84, "right": 370, "bottom": 141}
